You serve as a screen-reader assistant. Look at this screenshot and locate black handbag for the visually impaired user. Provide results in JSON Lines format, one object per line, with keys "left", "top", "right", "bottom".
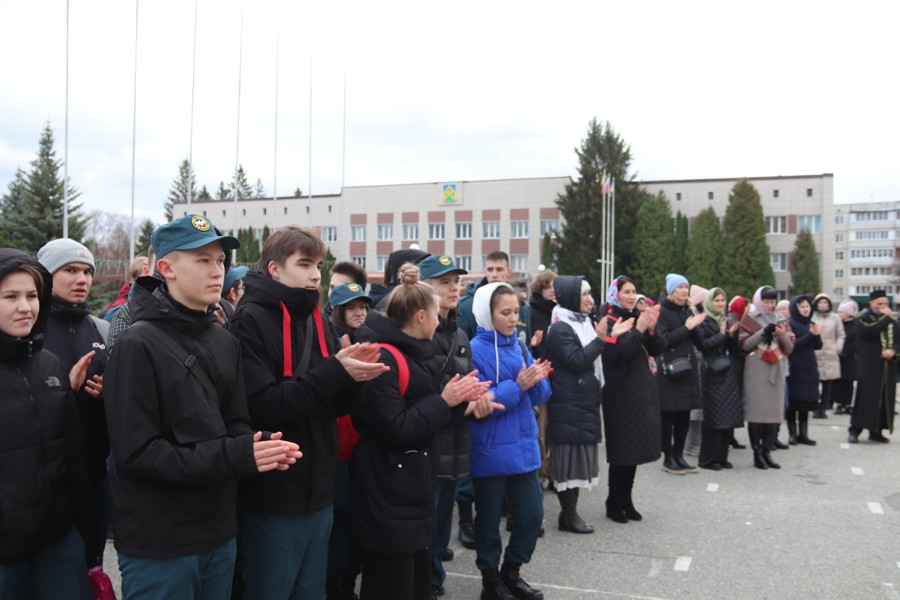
{"left": 705, "top": 354, "right": 731, "bottom": 376}
{"left": 661, "top": 355, "right": 692, "bottom": 378}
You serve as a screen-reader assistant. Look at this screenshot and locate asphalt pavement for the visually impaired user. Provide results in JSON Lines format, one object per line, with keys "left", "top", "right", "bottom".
{"left": 102, "top": 408, "right": 900, "bottom": 599}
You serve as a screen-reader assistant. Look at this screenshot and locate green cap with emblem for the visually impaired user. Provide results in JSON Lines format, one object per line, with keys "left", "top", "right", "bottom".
{"left": 418, "top": 254, "right": 467, "bottom": 280}
{"left": 151, "top": 214, "right": 241, "bottom": 260}
{"left": 330, "top": 282, "right": 372, "bottom": 307}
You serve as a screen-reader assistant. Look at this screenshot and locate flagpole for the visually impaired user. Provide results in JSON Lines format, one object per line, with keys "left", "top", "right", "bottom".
{"left": 600, "top": 173, "right": 607, "bottom": 289}
{"left": 188, "top": 0, "right": 198, "bottom": 209}
{"left": 129, "top": 0, "right": 139, "bottom": 263}
{"left": 610, "top": 178, "right": 616, "bottom": 282}
{"left": 233, "top": 10, "right": 243, "bottom": 249}
{"left": 272, "top": 35, "right": 279, "bottom": 233}
{"left": 63, "top": 0, "right": 70, "bottom": 239}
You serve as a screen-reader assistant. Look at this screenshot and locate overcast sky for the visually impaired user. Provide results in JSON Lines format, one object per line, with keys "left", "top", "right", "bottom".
{"left": 1, "top": 1, "right": 898, "bottom": 226}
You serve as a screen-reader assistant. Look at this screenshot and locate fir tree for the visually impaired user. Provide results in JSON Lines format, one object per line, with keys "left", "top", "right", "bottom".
{"left": 0, "top": 168, "right": 30, "bottom": 248}
{"left": 672, "top": 211, "right": 689, "bottom": 275}
{"left": 216, "top": 181, "right": 231, "bottom": 201}
{"left": 135, "top": 218, "right": 156, "bottom": 256}
{"left": 166, "top": 159, "right": 197, "bottom": 222}
{"left": 254, "top": 178, "right": 266, "bottom": 199}
{"left": 198, "top": 185, "right": 211, "bottom": 201}
{"left": 790, "top": 228, "right": 820, "bottom": 295}
{"left": 294, "top": 187, "right": 302, "bottom": 197}
{"left": 686, "top": 206, "right": 724, "bottom": 289}
{"left": 555, "top": 119, "right": 644, "bottom": 288}
{"left": 230, "top": 165, "right": 253, "bottom": 200}
{"left": 722, "top": 179, "right": 774, "bottom": 300}
{"left": 540, "top": 232, "right": 557, "bottom": 271}
{"left": 630, "top": 192, "right": 674, "bottom": 298}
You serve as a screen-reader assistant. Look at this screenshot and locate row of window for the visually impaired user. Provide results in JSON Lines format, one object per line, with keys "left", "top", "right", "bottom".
{"left": 770, "top": 252, "right": 823, "bottom": 272}
{"left": 351, "top": 254, "right": 531, "bottom": 274}
{"left": 849, "top": 248, "right": 895, "bottom": 259}
{"left": 763, "top": 215, "right": 822, "bottom": 234}
{"left": 852, "top": 285, "right": 899, "bottom": 295}
{"left": 835, "top": 267, "right": 896, "bottom": 279}
{"left": 347, "top": 220, "right": 560, "bottom": 243}
{"left": 675, "top": 188, "right": 814, "bottom": 202}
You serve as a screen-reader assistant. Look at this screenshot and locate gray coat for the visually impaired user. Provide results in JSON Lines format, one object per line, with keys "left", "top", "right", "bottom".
{"left": 740, "top": 310, "right": 794, "bottom": 424}
{"left": 812, "top": 306, "right": 845, "bottom": 382}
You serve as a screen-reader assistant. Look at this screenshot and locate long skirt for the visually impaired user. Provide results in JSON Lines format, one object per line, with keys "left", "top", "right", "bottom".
{"left": 551, "top": 442, "right": 599, "bottom": 491}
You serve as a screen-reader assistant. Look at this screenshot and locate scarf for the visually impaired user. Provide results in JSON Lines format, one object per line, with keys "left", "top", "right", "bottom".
{"left": 551, "top": 304, "right": 604, "bottom": 387}
{"left": 606, "top": 275, "right": 627, "bottom": 310}
{"left": 704, "top": 287, "right": 727, "bottom": 327}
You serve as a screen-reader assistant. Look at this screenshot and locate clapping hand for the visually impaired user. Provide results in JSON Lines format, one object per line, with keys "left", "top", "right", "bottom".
{"left": 336, "top": 336, "right": 389, "bottom": 382}
{"left": 252, "top": 431, "right": 303, "bottom": 472}
{"left": 516, "top": 359, "right": 552, "bottom": 391}
{"left": 442, "top": 371, "right": 491, "bottom": 408}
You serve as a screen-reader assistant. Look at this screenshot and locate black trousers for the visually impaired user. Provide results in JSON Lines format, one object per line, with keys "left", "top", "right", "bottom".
{"left": 699, "top": 428, "right": 731, "bottom": 467}
{"left": 360, "top": 548, "right": 430, "bottom": 600}
{"left": 661, "top": 410, "right": 690, "bottom": 455}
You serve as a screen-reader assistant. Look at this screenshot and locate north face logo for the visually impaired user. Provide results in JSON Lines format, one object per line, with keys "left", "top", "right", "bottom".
{"left": 45, "top": 376, "right": 61, "bottom": 388}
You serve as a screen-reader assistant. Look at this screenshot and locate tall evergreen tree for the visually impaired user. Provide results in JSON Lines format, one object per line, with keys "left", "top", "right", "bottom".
{"left": 12, "top": 124, "right": 87, "bottom": 253}
{"left": 0, "top": 168, "right": 30, "bottom": 248}
{"left": 166, "top": 159, "right": 197, "bottom": 222}
{"left": 216, "top": 181, "right": 231, "bottom": 201}
{"left": 230, "top": 165, "right": 253, "bottom": 200}
{"left": 254, "top": 178, "right": 266, "bottom": 199}
{"left": 686, "top": 206, "right": 724, "bottom": 289}
{"left": 630, "top": 191, "right": 674, "bottom": 298}
{"left": 540, "top": 232, "right": 557, "bottom": 271}
{"left": 672, "top": 211, "right": 689, "bottom": 275}
{"left": 722, "top": 179, "right": 774, "bottom": 300}
{"left": 790, "top": 228, "right": 820, "bottom": 295}
{"left": 555, "top": 119, "right": 645, "bottom": 288}
{"left": 198, "top": 185, "right": 212, "bottom": 201}
{"left": 135, "top": 218, "right": 156, "bottom": 256}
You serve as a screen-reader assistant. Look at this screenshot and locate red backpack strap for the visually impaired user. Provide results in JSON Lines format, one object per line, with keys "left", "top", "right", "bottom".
{"left": 377, "top": 343, "right": 409, "bottom": 397}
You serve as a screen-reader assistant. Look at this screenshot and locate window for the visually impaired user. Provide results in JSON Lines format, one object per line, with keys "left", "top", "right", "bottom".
{"left": 510, "top": 220, "right": 529, "bottom": 239}
{"left": 222, "top": 210, "right": 226, "bottom": 217}
{"left": 835, "top": 233, "right": 844, "bottom": 243}
{"left": 540, "top": 220, "right": 560, "bottom": 237}
{"left": 835, "top": 251, "right": 844, "bottom": 260}
{"left": 242, "top": 209, "right": 246, "bottom": 216}
{"left": 806, "top": 188, "right": 813, "bottom": 197}
{"left": 377, "top": 224, "right": 393, "bottom": 241}
{"left": 351, "top": 256, "right": 366, "bottom": 269}
{"left": 402, "top": 224, "right": 418, "bottom": 240}
{"left": 707, "top": 191, "right": 714, "bottom": 200}
{"left": 328, "top": 205, "right": 332, "bottom": 213}
{"left": 797, "top": 215, "right": 821, "bottom": 234}
{"left": 428, "top": 223, "right": 445, "bottom": 240}
{"left": 853, "top": 230, "right": 891, "bottom": 241}
{"left": 351, "top": 225, "right": 366, "bottom": 242}
{"left": 851, "top": 267, "right": 893, "bottom": 276}
{"left": 833, "top": 287, "right": 843, "bottom": 297}
{"left": 456, "top": 255, "right": 472, "bottom": 271}
{"left": 284, "top": 207, "right": 288, "bottom": 215}
{"left": 306, "top": 206, "right": 310, "bottom": 214}
{"left": 773, "top": 189, "right": 779, "bottom": 198}
{"left": 676, "top": 192, "right": 682, "bottom": 201}
{"left": 262, "top": 208, "right": 267, "bottom": 216}
{"left": 770, "top": 253, "right": 788, "bottom": 272}
{"left": 321, "top": 226, "right": 337, "bottom": 242}
{"left": 850, "top": 248, "right": 894, "bottom": 259}
{"left": 376, "top": 255, "right": 388, "bottom": 272}
{"left": 835, "top": 215, "right": 844, "bottom": 225}
{"left": 483, "top": 221, "right": 500, "bottom": 239}
{"left": 510, "top": 254, "right": 528, "bottom": 274}
{"left": 835, "top": 269, "right": 844, "bottom": 279}
{"left": 765, "top": 216, "right": 787, "bottom": 234}
{"left": 455, "top": 222, "right": 472, "bottom": 239}
{"left": 202, "top": 210, "right": 207, "bottom": 216}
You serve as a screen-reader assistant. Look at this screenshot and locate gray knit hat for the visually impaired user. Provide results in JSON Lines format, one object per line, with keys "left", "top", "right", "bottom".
{"left": 37, "top": 238, "right": 95, "bottom": 275}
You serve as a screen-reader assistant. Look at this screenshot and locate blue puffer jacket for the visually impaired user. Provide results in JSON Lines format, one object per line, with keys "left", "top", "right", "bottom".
{"left": 468, "top": 283, "right": 551, "bottom": 477}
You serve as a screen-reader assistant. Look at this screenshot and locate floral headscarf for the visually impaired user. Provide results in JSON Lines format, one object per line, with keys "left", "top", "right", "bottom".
{"left": 703, "top": 287, "right": 727, "bottom": 327}
{"left": 752, "top": 285, "right": 776, "bottom": 314}
{"left": 607, "top": 275, "right": 628, "bottom": 309}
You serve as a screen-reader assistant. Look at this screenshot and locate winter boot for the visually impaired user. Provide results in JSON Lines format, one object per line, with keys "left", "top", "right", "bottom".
{"left": 674, "top": 452, "right": 698, "bottom": 473}
{"left": 457, "top": 501, "right": 476, "bottom": 550}
{"left": 773, "top": 424, "right": 789, "bottom": 449}
{"left": 622, "top": 467, "right": 642, "bottom": 521}
{"left": 500, "top": 563, "right": 544, "bottom": 600}
{"left": 787, "top": 418, "right": 798, "bottom": 446}
{"left": 749, "top": 425, "right": 767, "bottom": 469}
{"left": 661, "top": 451, "right": 685, "bottom": 475}
{"left": 761, "top": 425, "right": 782, "bottom": 469}
{"left": 557, "top": 488, "right": 593, "bottom": 533}
{"left": 480, "top": 568, "right": 516, "bottom": 600}
{"left": 797, "top": 412, "right": 817, "bottom": 445}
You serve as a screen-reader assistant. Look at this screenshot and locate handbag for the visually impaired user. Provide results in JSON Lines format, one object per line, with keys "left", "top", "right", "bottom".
{"left": 705, "top": 354, "right": 731, "bottom": 375}
{"left": 660, "top": 355, "right": 692, "bottom": 378}
{"left": 88, "top": 566, "right": 117, "bottom": 600}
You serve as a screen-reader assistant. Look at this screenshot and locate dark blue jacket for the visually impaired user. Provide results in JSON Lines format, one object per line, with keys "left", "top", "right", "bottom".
{"left": 787, "top": 295, "right": 823, "bottom": 405}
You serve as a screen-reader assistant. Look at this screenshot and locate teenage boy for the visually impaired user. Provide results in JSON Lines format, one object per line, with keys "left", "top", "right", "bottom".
{"left": 229, "top": 225, "right": 387, "bottom": 599}
{"left": 458, "top": 250, "right": 531, "bottom": 342}
{"left": 105, "top": 214, "right": 302, "bottom": 599}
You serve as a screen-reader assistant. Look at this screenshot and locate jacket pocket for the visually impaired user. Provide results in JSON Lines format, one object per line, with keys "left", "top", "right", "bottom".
{"left": 386, "top": 448, "right": 432, "bottom": 506}
{"left": 170, "top": 413, "right": 227, "bottom": 445}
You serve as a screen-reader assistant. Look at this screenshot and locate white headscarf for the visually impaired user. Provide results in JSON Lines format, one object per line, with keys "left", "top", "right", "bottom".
{"left": 550, "top": 280, "right": 604, "bottom": 387}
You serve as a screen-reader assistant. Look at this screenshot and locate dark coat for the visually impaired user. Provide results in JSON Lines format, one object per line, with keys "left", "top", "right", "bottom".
{"left": 695, "top": 317, "right": 743, "bottom": 430}
{"left": 229, "top": 271, "right": 358, "bottom": 516}
{"left": 528, "top": 292, "right": 555, "bottom": 358}
{"left": 545, "top": 275, "right": 604, "bottom": 445}
{"left": 787, "top": 295, "right": 823, "bottom": 408}
{"left": 0, "top": 249, "right": 93, "bottom": 563}
{"left": 601, "top": 305, "right": 665, "bottom": 466}
{"left": 429, "top": 310, "right": 474, "bottom": 480}
{"left": 655, "top": 298, "right": 702, "bottom": 411}
{"left": 43, "top": 296, "right": 109, "bottom": 482}
{"left": 350, "top": 310, "right": 461, "bottom": 555}
{"left": 839, "top": 317, "right": 858, "bottom": 381}
{"left": 851, "top": 309, "right": 899, "bottom": 433}
{"left": 105, "top": 278, "right": 257, "bottom": 558}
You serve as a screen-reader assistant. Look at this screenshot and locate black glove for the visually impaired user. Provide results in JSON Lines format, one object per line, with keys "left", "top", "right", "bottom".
{"left": 762, "top": 323, "right": 776, "bottom": 343}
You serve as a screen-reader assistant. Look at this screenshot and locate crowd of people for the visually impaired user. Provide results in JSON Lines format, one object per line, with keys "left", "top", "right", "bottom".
{"left": 1, "top": 213, "right": 897, "bottom": 600}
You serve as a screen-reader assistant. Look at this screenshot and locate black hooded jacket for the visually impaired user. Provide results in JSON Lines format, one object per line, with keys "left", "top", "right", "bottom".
{"left": 370, "top": 249, "right": 430, "bottom": 309}
{"left": 545, "top": 275, "right": 604, "bottom": 445}
{"left": 229, "top": 271, "right": 358, "bottom": 515}
{"left": 350, "top": 310, "right": 461, "bottom": 555}
{"left": 529, "top": 292, "right": 555, "bottom": 358}
{"left": 0, "top": 249, "right": 93, "bottom": 563}
{"left": 104, "top": 277, "right": 257, "bottom": 558}
{"left": 787, "top": 294, "right": 823, "bottom": 405}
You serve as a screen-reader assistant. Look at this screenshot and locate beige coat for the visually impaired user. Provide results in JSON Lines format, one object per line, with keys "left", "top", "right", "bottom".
{"left": 812, "top": 297, "right": 845, "bottom": 381}
{"left": 740, "top": 310, "right": 794, "bottom": 424}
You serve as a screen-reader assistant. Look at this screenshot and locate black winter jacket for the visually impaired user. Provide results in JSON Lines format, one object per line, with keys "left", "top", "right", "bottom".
{"left": 230, "top": 271, "right": 358, "bottom": 515}
{"left": 695, "top": 317, "right": 744, "bottom": 430}
{"left": 839, "top": 317, "right": 858, "bottom": 381}
{"left": 105, "top": 278, "right": 258, "bottom": 558}
{"left": 529, "top": 293, "right": 555, "bottom": 358}
{"left": 0, "top": 249, "right": 93, "bottom": 564}
{"left": 545, "top": 275, "right": 604, "bottom": 445}
{"left": 430, "top": 310, "right": 474, "bottom": 480}
{"left": 655, "top": 298, "right": 702, "bottom": 411}
{"left": 350, "top": 310, "right": 462, "bottom": 555}
{"left": 43, "top": 296, "right": 109, "bottom": 482}
{"left": 787, "top": 295, "right": 823, "bottom": 406}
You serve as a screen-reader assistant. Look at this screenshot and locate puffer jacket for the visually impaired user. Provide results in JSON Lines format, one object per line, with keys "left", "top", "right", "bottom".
{"left": 811, "top": 293, "right": 845, "bottom": 381}
{"left": 787, "top": 294, "right": 823, "bottom": 405}
{"left": 655, "top": 297, "right": 703, "bottom": 411}
{"left": 468, "top": 283, "right": 551, "bottom": 477}
{"left": 0, "top": 249, "right": 93, "bottom": 563}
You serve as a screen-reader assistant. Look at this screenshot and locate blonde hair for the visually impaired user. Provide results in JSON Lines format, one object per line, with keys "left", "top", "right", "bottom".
{"left": 530, "top": 269, "right": 557, "bottom": 294}
{"left": 384, "top": 263, "right": 438, "bottom": 327}
{"left": 129, "top": 256, "right": 148, "bottom": 280}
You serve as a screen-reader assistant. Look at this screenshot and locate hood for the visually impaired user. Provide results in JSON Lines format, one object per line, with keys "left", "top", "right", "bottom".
{"left": 384, "top": 249, "right": 429, "bottom": 288}
{"left": 472, "top": 282, "right": 513, "bottom": 331}
{"left": 729, "top": 296, "right": 748, "bottom": 319}
{"left": 553, "top": 275, "right": 584, "bottom": 313}
{"left": 241, "top": 270, "right": 319, "bottom": 318}
{"left": 789, "top": 294, "right": 815, "bottom": 325}
{"left": 0, "top": 249, "right": 53, "bottom": 359}
{"left": 813, "top": 292, "right": 833, "bottom": 314}
{"left": 529, "top": 291, "right": 555, "bottom": 315}
{"left": 130, "top": 276, "right": 216, "bottom": 335}
{"left": 356, "top": 309, "right": 435, "bottom": 362}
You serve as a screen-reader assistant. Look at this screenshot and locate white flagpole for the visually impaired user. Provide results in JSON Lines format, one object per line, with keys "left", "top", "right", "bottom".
{"left": 600, "top": 174, "right": 607, "bottom": 289}
{"left": 63, "top": 0, "right": 70, "bottom": 239}
{"left": 129, "top": 0, "right": 139, "bottom": 263}
{"left": 272, "top": 35, "right": 279, "bottom": 232}
{"left": 308, "top": 58, "right": 313, "bottom": 228}
{"left": 232, "top": 11, "right": 243, "bottom": 250}
{"left": 188, "top": 0, "right": 198, "bottom": 209}
{"left": 610, "top": 178, "right": 616, "bottom": 281}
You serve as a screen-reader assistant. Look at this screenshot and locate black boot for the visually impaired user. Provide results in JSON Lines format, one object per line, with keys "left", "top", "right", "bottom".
{"left": 557, "top": 488, "right": 593, "bottom": 533}
{"left": 787, "top": 418, "right": 798, "bottom": 446}
{"left": 729, "top": 434, "right": 747, "bottom": 450}
{"left": 481, "top": 568, "right": 516, "bottom": 600}
{"left": 621, "top": 467, "right": 642, "bottom": 521}
{"left": 797, "top": 412, "right": 817, "bottom": 445}
{"left": 500, "top": 563, "right": 543, "bottom": 600}
{"left": 457, "top": 501, "right": 476, "bottom": 550}
{"left": 761, "top": 425, "right": 781, "bottom": 469}
{"left": 749, "top": 425, "right": 767, "bottom": 469}
{"left": 674, "top": 453, "right": 698, "bottom": 473}
{"left": 773, "top": 423, "right": 789, "bottom": 449}
{"left": 661, "top": 451, "right": 685, "bottom": 475}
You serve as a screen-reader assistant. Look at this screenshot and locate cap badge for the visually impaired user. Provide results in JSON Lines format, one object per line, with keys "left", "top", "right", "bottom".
{"left": 439, "top": 255, "right": 452, "bottom": 266}
{"left": 191, "top": 216, "right": 211, "bottom": 232}
{"left": 348, "top": 283, "right": 361, "bottom": 292}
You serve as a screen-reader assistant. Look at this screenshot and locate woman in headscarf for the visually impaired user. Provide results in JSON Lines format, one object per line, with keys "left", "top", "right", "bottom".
{"left": 601, "top": 276, "right": 663, "bottom": 523}
{"left": 833, "top": 301, "right": 859, "bottom": 414}
{"left": 726, "top": 296, "right": 749, "bottom": 450}
{"left": 739, "top": 286, "right": 794, "bottom": 469}
{"left": 812, "top": 293, "right": 845, "bottom": 418}
{"left": 786, "top": 295, "right": 824, "bottom": 445}
{"left": 694, "top": 287, "right": 744, "bottom": 469}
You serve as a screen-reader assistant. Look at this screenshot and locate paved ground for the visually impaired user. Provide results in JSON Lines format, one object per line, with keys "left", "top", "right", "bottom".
{"left": 103, "top": 409, "right": 900, "bottom": 599}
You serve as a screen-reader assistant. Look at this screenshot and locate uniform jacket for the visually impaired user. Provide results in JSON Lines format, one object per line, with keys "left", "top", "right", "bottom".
{"left": 655, "top": 297, "right": 702, "bottom": 411}
{"left": 104, "top": 277, "right": 258, "bottom": 559}
{"left": 467, "top": 283, "right": 550, "bottom": 477}
{"left": 350, "top": 310, "right": 460, "bottom": 555}
{"left": 229, "top": 271, "right": 358, "bottom": 515}
{"left": 787, "top": 295, "right": 823, "bottom": 406}
{"left": 0, "top": 249, "right": 93, "bottom": 563}
{"left": 812, "top": 293, "right": 845, "bottom": 382}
